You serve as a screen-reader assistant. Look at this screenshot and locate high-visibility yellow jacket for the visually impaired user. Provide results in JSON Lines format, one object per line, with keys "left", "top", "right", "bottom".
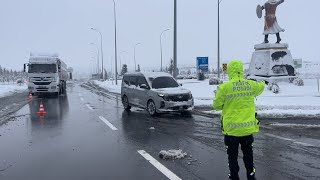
{"left": 213, "top": 60, "right": 265, "bottom": 137}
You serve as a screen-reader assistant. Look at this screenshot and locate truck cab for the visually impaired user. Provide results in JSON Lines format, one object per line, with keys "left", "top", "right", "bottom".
{"left": 25, "top": 53, "right": 68, "bottom": 96}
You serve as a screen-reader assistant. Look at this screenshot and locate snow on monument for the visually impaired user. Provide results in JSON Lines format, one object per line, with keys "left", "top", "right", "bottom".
{"left": 248, "top": 0, "right": 296, "bottom": 80}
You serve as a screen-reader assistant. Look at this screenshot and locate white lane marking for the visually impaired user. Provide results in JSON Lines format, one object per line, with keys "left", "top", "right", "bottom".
{"left": 99, "top": 116, "right": 118, "bottom": 130}
{"left": 86, "top": 104, "right": 93, "bottom": 110}
{"left": 266, "top": 133, "right": 315, "bottom": 147}
{"left": 80, "top": 97, "right": 84, "bottom": 101}
{"left": 137, "top": 150, "right": 182, "bottom": 180}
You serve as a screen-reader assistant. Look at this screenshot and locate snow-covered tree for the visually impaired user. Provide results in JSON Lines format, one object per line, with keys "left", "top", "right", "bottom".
{"left": 136, "top": 64, "right": 141, "bottom": 72}
{"left": 168, "top": 59, "right": 174, "bottom": 75}
{"left": 167, "top": 59, "right": 179, "bottom": 75}
{"left": 121, "top": 64, "right": 128, "bottom": 75}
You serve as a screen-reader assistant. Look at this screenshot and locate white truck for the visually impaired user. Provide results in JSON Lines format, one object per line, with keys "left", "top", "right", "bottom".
{"left": 24, "top": 53, "right": 69, "bottom": 96}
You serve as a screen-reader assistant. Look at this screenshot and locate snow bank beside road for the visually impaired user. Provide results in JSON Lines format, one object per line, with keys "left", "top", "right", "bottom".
{"left": 93, "top": 80, "right": 121, "bottom": 94}
{"left": 92, "top": 78, "right": 320, "bottom": 118}
{"left": 0, "top": 83, "right": 28, "bottom": 98}
{"left": 180, "top": 79, "right": 320, "bottom": 118}
{"left": 178, "top": 79, "right": 218, "bottom": 106}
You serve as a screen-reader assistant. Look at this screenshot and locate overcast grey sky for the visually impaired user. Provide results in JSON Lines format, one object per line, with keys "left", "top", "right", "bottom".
{"left": 0, "top": 0, "right": 319, "bottom": 74}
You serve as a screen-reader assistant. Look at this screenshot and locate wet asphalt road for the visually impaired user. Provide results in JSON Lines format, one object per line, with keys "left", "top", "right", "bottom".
{"left": 0, "top": 82, "right": 319, "bottom": 180}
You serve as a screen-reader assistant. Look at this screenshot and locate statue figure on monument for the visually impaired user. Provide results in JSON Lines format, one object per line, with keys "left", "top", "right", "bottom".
{"left": 250, "top": 0, "right": 295, "bottom": 81}
{"left": 257, "top": 0, "right": 285, "bottom": 44}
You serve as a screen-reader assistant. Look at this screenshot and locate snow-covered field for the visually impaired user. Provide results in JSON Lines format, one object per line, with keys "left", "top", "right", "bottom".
{"left": 93, "top": 78, "right": 320, "bottom": 118}
{"left": 0, "top": 82, "right": 28, "bottom": 98}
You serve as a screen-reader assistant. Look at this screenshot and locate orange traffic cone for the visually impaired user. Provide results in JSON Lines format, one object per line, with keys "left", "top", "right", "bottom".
{"left": 37, "top": 101, "right": 46, "bottom": 116}
{"left": 28, "top": 92, "right": 33, "bottom": 100}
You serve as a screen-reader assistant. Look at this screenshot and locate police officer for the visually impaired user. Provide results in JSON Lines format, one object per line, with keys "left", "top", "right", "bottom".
{"left": 213, "top": 60, "right": 265, "bottom": 180}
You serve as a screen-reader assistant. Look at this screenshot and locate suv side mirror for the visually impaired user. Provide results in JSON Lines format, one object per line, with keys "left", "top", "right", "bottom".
{"left": 140, "top": 84, "right": 149, "bottom": 89}
{"left": 179, "top": 83, "right": 182, "bottom": 86}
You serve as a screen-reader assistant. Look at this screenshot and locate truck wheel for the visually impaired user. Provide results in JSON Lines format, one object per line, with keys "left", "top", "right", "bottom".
{"left": 64, "top": 81, "right": 67, "bottom": 92}
{"left": 58, "top": 84, "right": 62, "bottom": 95}
{"left": 62, "top": 82, "right": 66, "bottom": 94}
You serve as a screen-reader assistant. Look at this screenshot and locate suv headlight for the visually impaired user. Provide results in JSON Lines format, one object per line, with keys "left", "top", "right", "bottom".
{"left": 158, "top": 94, "right": 169, "bottom": 101}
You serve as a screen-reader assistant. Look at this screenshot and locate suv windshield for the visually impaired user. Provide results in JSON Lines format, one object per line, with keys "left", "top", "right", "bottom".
{"left": 28, "top": 64, "right": 57, "bottom": 73}
{"left": 150, "top": 76, "right": 179, "bottom": 89}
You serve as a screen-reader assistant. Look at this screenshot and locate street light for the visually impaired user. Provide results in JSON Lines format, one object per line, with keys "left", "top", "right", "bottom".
{"left": 134, "top": 43, "right": 141, "bottom": 72}
{"left": 173, "top": 0, "right": 177, "bottom": 79}
{"left": 112, "top": 0, "right": 118, "bottom": 85}
{"left": 160, "top": 29, "right": 170, "bottom": 72}
{"left": 89, "top": 43, "right": 100, "bottom": 74}
{"left": 90, "top": 27, "right": 104, "bottom": 80}
{"left": 217, "top": 0, "right": 223, "bottom": 78}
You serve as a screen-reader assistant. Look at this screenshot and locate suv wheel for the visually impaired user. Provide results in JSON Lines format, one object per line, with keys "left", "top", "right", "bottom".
{"left": 147, "top": 100, "right": 157, "bottom": 116}
{"left": 122, "top": 95, "right": 131, "bottom": 111}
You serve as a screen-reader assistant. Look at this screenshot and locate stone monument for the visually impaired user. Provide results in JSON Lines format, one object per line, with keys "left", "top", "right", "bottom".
{"left": 248, "top": 0, "right": 296, "bottom": 80}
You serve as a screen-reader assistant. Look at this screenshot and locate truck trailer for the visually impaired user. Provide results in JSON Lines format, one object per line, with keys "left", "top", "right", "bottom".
{"left": 24, "top": 53, "right": 69, "bottom": 96}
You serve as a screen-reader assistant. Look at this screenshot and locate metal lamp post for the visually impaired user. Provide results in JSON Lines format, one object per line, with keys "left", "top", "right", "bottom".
{"left": 90, "top": 27, "right": 104, "bottom": 80}
{"left": 217, "top": 0, "right": 223, "bottom": 78}
{"left": 134, "top": 43, "right": 141, "bottom": 72}
{"left": 89, "top": 43, "right": 100, "bottom": 74}
{"left": 160, "top": 29, "right": 170, "bottom": 72}
{"left": 173, "top": 0, "right": 178, "bottom": 79}
{"left": 112, "top": 0, "right": 118, "bottom": 85}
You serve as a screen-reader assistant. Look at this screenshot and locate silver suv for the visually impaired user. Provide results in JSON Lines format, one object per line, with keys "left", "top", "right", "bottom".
{"left": 121, "top": 72, "right": 194, "bottom": 116}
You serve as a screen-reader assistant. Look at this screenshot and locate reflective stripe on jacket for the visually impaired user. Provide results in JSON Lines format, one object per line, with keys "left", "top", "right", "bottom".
{"left": 213, "top": 60, "right": 265, "bottom": 137}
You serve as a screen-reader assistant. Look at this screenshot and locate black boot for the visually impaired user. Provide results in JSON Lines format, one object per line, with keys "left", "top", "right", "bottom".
{"left": 276, "top": 33, "right": 281, "bottom": 43}
{"left": 228, "top": 174, "right": 240, "bottom": 180}
{"left": 264, "top": 35, "right": 269, "bottom": 43}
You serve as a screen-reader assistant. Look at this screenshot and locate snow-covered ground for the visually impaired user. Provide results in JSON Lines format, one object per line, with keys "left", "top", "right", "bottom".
{"left": 181, "top": 79, "right": 320, "bottom": 118}
{"left": 299, "top": 63, "right": 320, "bottom": 79}
{"left": 94, "top": 80, "right": 121, "bottom": 94}
{"left": 93, "top": 78, "right": 320, "bottom": 118}
{"left": 0, "top": 82, "right": 28, "bottom": 98}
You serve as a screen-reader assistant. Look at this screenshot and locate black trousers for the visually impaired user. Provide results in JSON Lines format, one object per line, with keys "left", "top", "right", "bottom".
{"left": 224, "top": 135, "right": 255, "bottom": 180}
